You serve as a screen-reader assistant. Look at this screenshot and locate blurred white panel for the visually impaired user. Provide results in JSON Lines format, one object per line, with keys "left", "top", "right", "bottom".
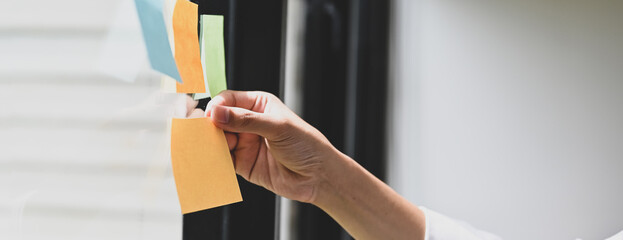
{"left": 0, "top": 0, "right": 182, "bottom": 239}
{"left": 0, "top": 34, "right": 103, "bottom": 75}
{"left": 0, "top": 0, "right": 122, "bottom": 31}
{"left": 389, "top": 0, "right": 623, "bottom": 239}
{"left": 97, "top": 0, "right": 148, "bottom": 82}
{"left": 0, "top": 84, "right": 176, "bottom": 124}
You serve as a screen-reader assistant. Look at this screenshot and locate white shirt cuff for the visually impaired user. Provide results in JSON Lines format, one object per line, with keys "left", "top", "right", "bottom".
{"left": 419, "top": 206, "right": 502, "bottom": 240}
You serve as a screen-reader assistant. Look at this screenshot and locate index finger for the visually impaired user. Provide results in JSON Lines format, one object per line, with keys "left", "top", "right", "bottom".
{"left": 206, "top": 90, "right": 266, "bottom": 115}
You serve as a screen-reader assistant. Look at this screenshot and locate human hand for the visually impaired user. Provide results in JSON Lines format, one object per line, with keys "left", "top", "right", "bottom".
{"left": 185, "top": 95, "right": 204, "bottom": 118}
{"left": 186, "top": 91, "right": 426, "bottom": 240}
{"left": 201, "top": 90, "right": 341, "bottom": 203}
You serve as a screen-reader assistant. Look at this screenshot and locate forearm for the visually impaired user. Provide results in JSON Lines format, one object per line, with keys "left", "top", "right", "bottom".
{"left": 204, "top": 90, "right": 426, "bottom": 238}
{"left": 312, "top": 150, "right": 426, "bottom": 240}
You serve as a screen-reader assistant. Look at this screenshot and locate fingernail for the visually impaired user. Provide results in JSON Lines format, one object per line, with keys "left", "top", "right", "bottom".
{"left": 213, "top": 105, "right": 230, "bottom": 124}
{"left": 206, "top": 100, "right": 213, "bottom": 112}
{"left": 205, "top": 96, "right": 221, "bottom": 115}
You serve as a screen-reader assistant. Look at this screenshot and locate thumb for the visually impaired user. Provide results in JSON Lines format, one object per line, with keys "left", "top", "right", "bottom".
{"left": 211, "top": 105, "right": 285, "bottom": 140}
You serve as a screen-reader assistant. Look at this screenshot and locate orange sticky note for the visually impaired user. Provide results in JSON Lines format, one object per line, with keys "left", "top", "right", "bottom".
{"left": 173, "top": 0, "right": 206, "bottom": 93}
{"left": 170, "top": 118, "right": 242, "bottom": 214}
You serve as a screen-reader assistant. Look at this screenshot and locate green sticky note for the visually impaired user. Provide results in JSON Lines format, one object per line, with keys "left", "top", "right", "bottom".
{"left": 200, "top": 15, "right": 227, "bottom": 98}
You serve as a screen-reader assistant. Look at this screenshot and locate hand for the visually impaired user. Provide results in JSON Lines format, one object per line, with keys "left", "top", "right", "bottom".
{"left": 186, "top": 91, "right": 426, "bottom": 240}
{"left": 185, "top": 95, "right": 204, "bottom": 118}
{"left": 201, "top": 90, "right": 340, "bottom": 203}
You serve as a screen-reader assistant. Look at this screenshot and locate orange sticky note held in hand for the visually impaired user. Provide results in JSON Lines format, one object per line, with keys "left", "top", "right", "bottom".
{"left": 171, "top": 118, "right": 242, "bottom": 214}
{"left": 173, "top": 0, "right": 206, "bottom": 93}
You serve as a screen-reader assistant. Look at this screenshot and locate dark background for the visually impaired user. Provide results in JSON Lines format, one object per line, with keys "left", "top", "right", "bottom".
{"left": 186, "top": 0, "right": 390, "bottom": 239}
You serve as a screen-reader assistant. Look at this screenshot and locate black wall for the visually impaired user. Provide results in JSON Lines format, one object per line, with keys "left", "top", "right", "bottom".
{"left": 296, "top": 0, "right": 391, "bottom": 239}
{"left": 185, "top": 1, "right": 285, "bottom": 240}
{"left": 185, "top": 0, "right": 390, "bottom": 239}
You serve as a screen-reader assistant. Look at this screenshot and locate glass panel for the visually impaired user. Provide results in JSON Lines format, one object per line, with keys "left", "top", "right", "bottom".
{"left": 0, "top": 0, "right": 182, "bottom": 239}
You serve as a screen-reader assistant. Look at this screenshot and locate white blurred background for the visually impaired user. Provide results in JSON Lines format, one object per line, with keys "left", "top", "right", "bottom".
{"left": 0, "top": 0, "right": 182, "bottom": 239}
{"left": 389, "top": 0, "right": 623, "bottom": 239}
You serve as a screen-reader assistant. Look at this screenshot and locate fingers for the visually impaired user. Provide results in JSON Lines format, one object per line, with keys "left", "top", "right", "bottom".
{"left": 187, "top": 109, "right": 205, "bottom": 119}
{"left": 225, "top": 132, "right": 237, "bottom": 151}
{"left": 210, "top": 105, "right": 287, "bottom": 140}
{"left": 206, "top": 90, "right": 275, "bottom": 115}
{"left": 230, "top": 133, "right": 263, "bottom": 180}
{"left": 185, "top": 95, "right": 199, "bottom": 116}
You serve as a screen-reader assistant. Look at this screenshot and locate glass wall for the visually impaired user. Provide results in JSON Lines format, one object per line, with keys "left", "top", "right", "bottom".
{"left": 0, "top": 0, "right": 182, "bottom": 239}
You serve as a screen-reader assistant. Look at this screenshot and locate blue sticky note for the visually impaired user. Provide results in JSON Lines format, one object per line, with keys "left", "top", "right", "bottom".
{"left": 135, "top": 0, "right": 182, "bottom": 82}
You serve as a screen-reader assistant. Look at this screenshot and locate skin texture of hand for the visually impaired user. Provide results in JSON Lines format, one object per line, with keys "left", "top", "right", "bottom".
{"left": 188, "top": 91, "right": 339, "bottom": 203}
{"left": 185, "top": 91, "right": 426, "bottom": 240}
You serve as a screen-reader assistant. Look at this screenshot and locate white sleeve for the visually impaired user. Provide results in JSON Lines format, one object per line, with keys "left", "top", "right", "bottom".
{"left": 420, "top": 207, "right": 503, "bottom": 240}
{"left": 606, "top": 230, "right": 623, "bottom": 240}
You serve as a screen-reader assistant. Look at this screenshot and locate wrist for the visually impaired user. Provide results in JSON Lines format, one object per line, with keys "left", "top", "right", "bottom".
{"left": 311, "top": 148, "right": 356, "bottom": 208}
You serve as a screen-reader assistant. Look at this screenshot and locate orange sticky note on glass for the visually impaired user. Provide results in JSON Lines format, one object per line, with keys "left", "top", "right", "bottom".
{"left": 170, "top": 118, "right": 242, "bottom": 214}
{"left": 173, "top": 0, "right": 206, "bottom": 93}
